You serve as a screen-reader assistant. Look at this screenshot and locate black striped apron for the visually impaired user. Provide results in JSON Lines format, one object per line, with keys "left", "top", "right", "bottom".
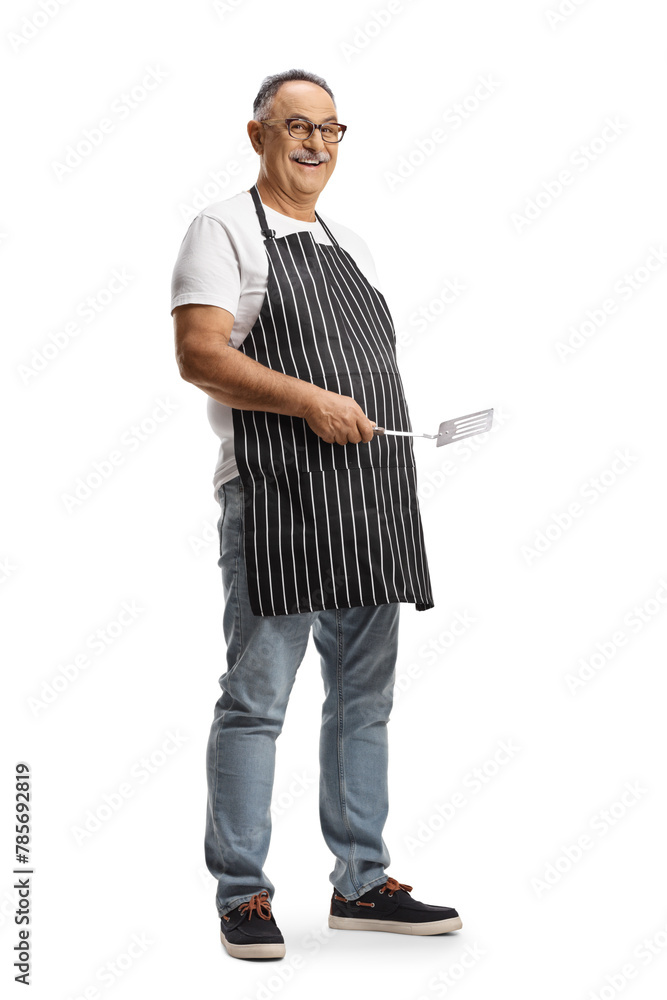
{"left": 231, "top": 184, "right": 434, "bottom": 617}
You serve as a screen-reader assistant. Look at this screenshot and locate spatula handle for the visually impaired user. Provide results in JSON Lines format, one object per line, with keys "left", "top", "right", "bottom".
{"left": 373, "top": 428, "right": 435, "bottom": 439}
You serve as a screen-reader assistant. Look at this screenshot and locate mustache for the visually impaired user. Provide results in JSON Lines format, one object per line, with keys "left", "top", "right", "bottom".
{"left": 289, "top": 150, "right": 331, "bottom": 163}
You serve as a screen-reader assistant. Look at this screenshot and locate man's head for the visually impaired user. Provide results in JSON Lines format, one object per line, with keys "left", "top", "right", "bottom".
{"left": 248, "top": 69, "right": 342, "bottom": 203}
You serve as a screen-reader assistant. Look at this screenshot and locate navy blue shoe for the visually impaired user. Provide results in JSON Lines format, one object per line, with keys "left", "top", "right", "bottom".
{"left": 220, "top": 890, "right": 285, "bottom": 959}
{"left": 328, "top": 877, "right": 462, "bottom": 936}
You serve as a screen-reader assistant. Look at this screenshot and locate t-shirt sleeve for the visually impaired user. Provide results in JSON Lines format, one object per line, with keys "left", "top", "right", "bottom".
{"left": 349, "top": 234, "right": 381, "bottom": 293}
{"left": 353, "top": 236, "right": 382, "bottom": 295}
{"left": 170, "top": 213, "right": 241, "bottom": 316}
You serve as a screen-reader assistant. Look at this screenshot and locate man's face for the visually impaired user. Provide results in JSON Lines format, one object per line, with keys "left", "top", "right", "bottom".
{"left": 250, "top": 80, "right": 340, "bottom": 199}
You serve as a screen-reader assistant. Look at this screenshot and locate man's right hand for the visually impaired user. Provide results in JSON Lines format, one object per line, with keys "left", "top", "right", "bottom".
{"left": 174, "top": 305, "right": 377, "bottom": 443}
{"left": 301, "top": 387, "right": 376, "bottom": 446}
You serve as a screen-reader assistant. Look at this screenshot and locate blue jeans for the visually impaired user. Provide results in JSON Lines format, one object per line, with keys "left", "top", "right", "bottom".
{"left": 204, "top": 474, "right": 401, "bottom": 917}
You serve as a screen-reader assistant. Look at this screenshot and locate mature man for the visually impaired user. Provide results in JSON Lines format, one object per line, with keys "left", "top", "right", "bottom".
{"left": 171, "top": 69, "right": 461, "bottom": 961}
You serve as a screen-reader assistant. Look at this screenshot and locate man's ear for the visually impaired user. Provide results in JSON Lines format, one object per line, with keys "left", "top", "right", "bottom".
{"left": 247, "top": 120, "right": 263, "bottom": 154}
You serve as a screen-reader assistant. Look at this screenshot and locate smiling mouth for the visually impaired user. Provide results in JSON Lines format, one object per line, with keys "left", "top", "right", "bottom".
{"left": 293, "top": 159, "right": 325, "bottom": 168}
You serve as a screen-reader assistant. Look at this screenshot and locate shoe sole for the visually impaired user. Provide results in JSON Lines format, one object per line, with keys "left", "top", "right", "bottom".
{"left": 328, "top": 914, "right": 462, "bottom": 935}
{"left": 220, "top": 931, "right": 286, "bottom": 959}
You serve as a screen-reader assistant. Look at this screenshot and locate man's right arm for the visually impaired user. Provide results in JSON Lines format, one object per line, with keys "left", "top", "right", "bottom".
{"left": 173, "top": 303, "right": 376, "bottom": 446}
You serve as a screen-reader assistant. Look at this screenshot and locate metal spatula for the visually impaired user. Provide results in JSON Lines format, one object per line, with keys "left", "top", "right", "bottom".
{"left": 373, "top": 408, "right": 494, "bottom": 447}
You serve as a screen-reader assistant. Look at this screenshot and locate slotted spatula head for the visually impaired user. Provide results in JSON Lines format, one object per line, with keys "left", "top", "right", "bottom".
{"left": 436, "top": 408, "right": 494, "bottom": 446}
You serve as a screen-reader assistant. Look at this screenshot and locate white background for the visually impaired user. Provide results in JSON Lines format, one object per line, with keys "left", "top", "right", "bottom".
{"left": 2, "top": 0, "right": 666, "bottom": 997}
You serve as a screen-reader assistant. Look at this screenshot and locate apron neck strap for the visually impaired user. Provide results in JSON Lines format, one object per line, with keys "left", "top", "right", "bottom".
{"left": 249, "top": 184, "right": 340, "bottom": 248}
{"left": 314, "top": 211, "right": 340, "bottom": 248}
{"left": 249, "top": 184, "right": 276, "bottom": 240}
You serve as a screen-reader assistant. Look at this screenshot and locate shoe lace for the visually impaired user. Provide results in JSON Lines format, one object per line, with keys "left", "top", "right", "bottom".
{"left": 334, "top": 876, "right": 413, "bottom": 906}
{"left": 238, "top": 890, "right": 272, "bottom": 921}
{"left": 378, "top": 877, "right": 413, "bottom": 898}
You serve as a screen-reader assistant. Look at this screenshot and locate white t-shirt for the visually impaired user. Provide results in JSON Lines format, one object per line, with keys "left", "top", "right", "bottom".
{"left": 170, "top": 189, "right": 382, "bottom": 501}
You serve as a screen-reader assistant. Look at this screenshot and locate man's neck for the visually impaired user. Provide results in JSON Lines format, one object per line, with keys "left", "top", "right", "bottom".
{"left": 255, "top": 179, "right": 317, "bottom": 222}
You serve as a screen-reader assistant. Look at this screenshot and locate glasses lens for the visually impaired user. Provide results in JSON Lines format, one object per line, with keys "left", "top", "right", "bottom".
{"left": 287, "top": 119, "right": 314, "bottom": 138}
{"left": 286, "top": 120, "right": 345, "bottom": 142}
{"left": 321, "top": 123, "right": 344, "bottom": 143}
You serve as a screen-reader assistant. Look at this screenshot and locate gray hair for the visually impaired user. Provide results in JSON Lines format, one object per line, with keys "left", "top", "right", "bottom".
{"left": 252, "top": 69, "right": 335, "bottom": 121}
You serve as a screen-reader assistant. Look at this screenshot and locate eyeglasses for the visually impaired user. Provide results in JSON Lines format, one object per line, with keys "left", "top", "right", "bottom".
{"left": 260, "top": 118, "right": 347, "bottom": 143}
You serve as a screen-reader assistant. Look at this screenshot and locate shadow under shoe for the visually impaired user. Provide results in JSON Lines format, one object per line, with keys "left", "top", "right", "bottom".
{"left": 220, "top": 890, "right": 286, "bottom": 959}
{"left": 328, "top": 876, "right": 462, "bottom": 936}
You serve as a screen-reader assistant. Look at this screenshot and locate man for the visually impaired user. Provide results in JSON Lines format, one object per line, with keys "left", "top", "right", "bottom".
{"left": 171, "top": 68, "right": 462, "bottom": 961}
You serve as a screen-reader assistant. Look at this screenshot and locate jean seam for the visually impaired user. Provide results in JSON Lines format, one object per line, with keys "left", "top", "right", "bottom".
{"left": 211, "top": 731, "right": 226, "bottom": 892}
{"left": 336, "top": 608, "right": 360, "bottom": 894}
{"left": 211, "top": 481, "right": 237, "bottom": 895}
{"left": 217, "top": 486, "right": 225, "bottom": 559}
{"left": 236, "top": 477, "right": 244, "bottom": 650}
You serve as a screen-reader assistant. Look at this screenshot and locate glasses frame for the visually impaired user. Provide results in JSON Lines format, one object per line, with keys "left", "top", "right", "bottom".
{"left": 259, "top": 118, "right": 347, "bottom": 143}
